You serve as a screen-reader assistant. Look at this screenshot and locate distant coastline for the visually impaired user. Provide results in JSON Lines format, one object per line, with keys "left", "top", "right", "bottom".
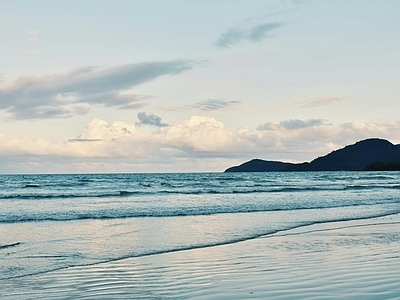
{"left": 225, "top": 138, "right": 400, "bottom": 172}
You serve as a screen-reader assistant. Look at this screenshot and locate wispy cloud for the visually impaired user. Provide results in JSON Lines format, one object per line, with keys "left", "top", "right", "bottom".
{"left": 163, "top": 99, "right": 242, "bottom": 112}
{"left": 296, "top": 96, "right": 351, "bottom": 108}
{"left": 215, "top": 22, "right": 284, "bottom": 48}
{"left": 188, "top": 99, "right": 242, "bottom": 111}
{"left": 0, "top": 60, "right": 194, "bottom": 119}
{"left": 249, "top": 23, "right": 283, "bottom": 41}
{"left": 136, "top": 112, "right": 169, "bottom": 127}
{"left": 276, "top": 96, "right": 352, "bottom": 109}
{"left": 215, "top": 28, "right": 244, "bottom": 48}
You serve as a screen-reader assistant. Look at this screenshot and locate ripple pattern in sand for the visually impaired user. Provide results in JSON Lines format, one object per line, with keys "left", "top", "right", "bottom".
{"left": 2, "top": 218, "right": 400, "bottom": 299}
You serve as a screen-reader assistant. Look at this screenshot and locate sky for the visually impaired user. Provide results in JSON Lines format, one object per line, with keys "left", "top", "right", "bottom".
{"left": 1, "top": 0, "right": 400, "bottom": 173}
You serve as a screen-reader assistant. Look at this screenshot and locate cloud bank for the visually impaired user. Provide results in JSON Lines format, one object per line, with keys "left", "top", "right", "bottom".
{"left": 0, "top": 60, "right": 193, "bottom": 119}
{"left": 1, "top": 116, "right": 400, "bottom": 173}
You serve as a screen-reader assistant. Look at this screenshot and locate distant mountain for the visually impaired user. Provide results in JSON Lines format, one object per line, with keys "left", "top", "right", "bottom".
{"left": 224, "top": 138, "right": 400, "bottom": 172}
{"left": 225, "top": 159, "right": 293, "bottom": 172}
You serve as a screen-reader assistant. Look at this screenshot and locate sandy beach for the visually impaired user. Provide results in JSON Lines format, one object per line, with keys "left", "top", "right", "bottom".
{"left": 2, "top": 213, "right": 399, "bottom": 300}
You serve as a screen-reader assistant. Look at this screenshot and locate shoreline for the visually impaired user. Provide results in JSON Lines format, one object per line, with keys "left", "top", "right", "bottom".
{"left": 2, "top": 214, "right": 399, "bottom": 299}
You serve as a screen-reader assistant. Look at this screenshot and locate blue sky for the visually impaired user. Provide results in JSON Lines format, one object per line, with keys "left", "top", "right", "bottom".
{"left": 1, "top": 0, "right": 400, "bottom": 173}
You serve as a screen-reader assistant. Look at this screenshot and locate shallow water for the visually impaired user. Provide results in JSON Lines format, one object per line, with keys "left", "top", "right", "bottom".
{"left": 1, "top": 172, "right": 400, "bottom": 298}
{"left": 2, "top": 215, "right": 399, "bottom": 299}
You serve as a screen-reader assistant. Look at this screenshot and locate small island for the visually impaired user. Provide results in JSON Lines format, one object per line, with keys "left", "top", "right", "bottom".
{"left": 225, "top": 138, "right": 400, "bottom": 172}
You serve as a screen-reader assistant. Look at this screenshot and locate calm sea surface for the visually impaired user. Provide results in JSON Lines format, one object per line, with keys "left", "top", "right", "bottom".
{"left": 1, "top": 172, "right": 399, "bottom": 281}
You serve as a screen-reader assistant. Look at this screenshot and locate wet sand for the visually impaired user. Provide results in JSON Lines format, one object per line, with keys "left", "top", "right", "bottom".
{"left": 2, "top": 214, "right": 399, "bottom": 299}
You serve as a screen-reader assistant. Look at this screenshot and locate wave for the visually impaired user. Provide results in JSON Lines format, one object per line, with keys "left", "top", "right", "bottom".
{"left": 351, "top": 175, "right": 398, "bottom": 180}
{"left": 1, "top": 184, "right": 398, "bottom": 200}
{"left": 0, "top": 190, "right": 146, "bottom": 200}
{"left": 24, "top": 184, "right": 39, "bottom": 188}
{"left": 1, "top": 200, "right": 399, "bottom": 224}
{"left": 317, "top": 173, "right": 398, "bottom": 181}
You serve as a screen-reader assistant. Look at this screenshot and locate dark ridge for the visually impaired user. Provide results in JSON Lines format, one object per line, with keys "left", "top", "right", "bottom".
{"left": 225, "top": 138, "right": 400, "bottom": 172}
{"left": 364, "top": 161, "right": 400, "bottom": 171}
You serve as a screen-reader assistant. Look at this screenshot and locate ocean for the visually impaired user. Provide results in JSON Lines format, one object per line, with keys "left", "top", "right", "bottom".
{"left": 1, "top": 171, "right": 400, "bottom": 299}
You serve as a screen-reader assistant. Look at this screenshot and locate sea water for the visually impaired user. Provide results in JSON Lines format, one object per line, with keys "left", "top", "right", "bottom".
{"left": 1, "top": 172, "right": 399, "bottom": 282}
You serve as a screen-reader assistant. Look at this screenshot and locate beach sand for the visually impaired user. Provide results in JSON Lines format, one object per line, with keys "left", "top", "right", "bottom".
{"left": 2, "top": 214, "right": 399, "bottom": 299}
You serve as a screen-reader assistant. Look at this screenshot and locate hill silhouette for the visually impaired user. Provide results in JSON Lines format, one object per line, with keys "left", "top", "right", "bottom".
{"left": 225, "top": 138, "right": 400, "bottom": 172}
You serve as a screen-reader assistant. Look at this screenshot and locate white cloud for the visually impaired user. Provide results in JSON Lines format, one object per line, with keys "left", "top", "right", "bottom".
{"left": 77, "top": 118, "right": 136, "bottom": 140}
{"left": 162, "top": 116, "right": 239, "bottom": 152}
{"left": 0, "top": 116, "right": 400, "bottom": 173}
